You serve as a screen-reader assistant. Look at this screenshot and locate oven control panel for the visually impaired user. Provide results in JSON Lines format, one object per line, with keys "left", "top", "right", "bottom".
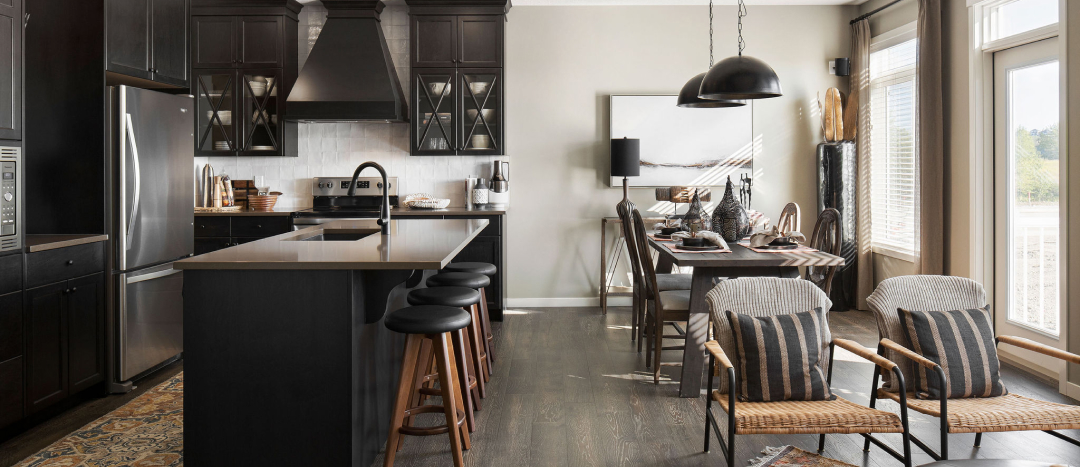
{"left": 0, "top": 148, "right": 21, "bottom": 252}
{"left": 312, "top": 176, "right": 398, "bottom": 197}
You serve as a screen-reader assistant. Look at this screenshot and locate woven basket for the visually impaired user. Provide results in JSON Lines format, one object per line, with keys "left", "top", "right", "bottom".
{"left": 247, "top": 192, "right": 280, "bottom": 211}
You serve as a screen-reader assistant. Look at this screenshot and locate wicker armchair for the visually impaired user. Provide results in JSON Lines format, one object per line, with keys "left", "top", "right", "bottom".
{"left": 704, "top": 278, "right": 913, "bottom": 467}
{"left": 865, "top": 275, "right": 1080, "bottom": 460}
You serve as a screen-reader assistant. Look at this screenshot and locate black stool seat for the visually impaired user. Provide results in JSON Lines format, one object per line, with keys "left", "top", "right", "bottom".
{"left": 428, "top": 272, "right": 490, "bottom": 289}
{"left": 443, "top": 262, "right": 497, "bottom": 277}
{"left": 408, "top": 287, "right": 481, "bottom": 308}
{"left": 385, "top": 306, "right": 471, "bottom": 335}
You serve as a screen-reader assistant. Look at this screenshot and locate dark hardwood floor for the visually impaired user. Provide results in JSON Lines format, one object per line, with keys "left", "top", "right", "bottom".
{"left": 0, "top": 359, "right": 184, "bottom": 467}
{"left": 0, "top": 308, "right": 1076, "bottom": 466}
{"left": 375, "top": 307, "right": 1080, "bottom": 467}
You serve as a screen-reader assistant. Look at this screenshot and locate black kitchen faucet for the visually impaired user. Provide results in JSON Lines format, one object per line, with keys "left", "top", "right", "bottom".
{"left": 347, "top": 161, "right": 390, "bottom": 235}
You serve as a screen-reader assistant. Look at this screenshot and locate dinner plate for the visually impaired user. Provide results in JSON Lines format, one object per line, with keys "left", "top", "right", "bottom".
{"left": 677, "top": 242, "right": 721, "bottom": 251}
{"left": 652, "top": 233, "right": 672, "bottom": 239}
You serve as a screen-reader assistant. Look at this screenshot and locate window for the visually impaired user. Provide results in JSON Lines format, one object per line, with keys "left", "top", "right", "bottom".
{"left": 869, "top": 35, "right": 918, "bottom": 260}
{"left": 989, "top": 0, "right": 1058, "bottom": 41}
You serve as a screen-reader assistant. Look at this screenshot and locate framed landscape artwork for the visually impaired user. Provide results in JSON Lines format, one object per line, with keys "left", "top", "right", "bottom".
{"left": 608, "top": 95, "right": 753, "bottom": 187}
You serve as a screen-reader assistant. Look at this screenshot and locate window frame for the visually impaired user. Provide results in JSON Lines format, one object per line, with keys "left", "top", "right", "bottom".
{"left": 868, "top": 23, "right": 919, "bottom": 262}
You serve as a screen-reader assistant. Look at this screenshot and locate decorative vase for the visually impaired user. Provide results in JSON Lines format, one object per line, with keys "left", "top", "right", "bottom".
{"left": 680, "top": 191, "right": 711, "bottom": 232}
{"left": 817, "top": 141, "right": 857, "bottom": 310}
{"left": 711, "top": 176, "right": 749, "bottom": 242}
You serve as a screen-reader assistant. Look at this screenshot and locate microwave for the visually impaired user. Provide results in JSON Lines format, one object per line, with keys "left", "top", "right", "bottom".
{"left": 1, "top": 147, "right": 21, "bottom": 253}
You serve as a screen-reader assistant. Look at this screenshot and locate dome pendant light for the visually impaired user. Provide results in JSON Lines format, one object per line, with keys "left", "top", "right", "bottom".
{"left": 698, "top": 0, "right": 782, "bottom": 100}
{"left": 677, "top": 0, "right": 745, "bottom": 108}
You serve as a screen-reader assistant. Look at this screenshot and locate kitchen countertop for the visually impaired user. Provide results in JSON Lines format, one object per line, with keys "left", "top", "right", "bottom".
{"left": 175, "top": 218, "right": 488, "bottom": 270}
{"left": 25, "top": 234, "right": 110, "bottom": 252}
{"left": 193, "top": 206, "right": 507, "bottom": 216}
{"left": 195, "top": 207, "right": 297, "bottom": 216}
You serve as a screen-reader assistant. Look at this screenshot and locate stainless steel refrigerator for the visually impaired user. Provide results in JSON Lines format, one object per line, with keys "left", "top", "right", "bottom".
{"left": 107, "top": 86, "right": 193, "bottom": 392}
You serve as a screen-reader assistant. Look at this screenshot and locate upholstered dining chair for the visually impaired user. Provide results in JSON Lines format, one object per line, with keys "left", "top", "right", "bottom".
{"left": 865, "top": 275, "right": 1080, "bottom": 461}
{"left": 777, "top": 202, "right": 801, "bottom": 235}
{"left": 704, "top": 277, "right": 913, "bottom": 467}
{"left": 631, "top": 209, "right": 691, "bottom": 383}
{"left": 616, "top": 200, "right": 691, "bottom": 350}
{"left": 805, "top": 208, "right": 841, "bottom": 294}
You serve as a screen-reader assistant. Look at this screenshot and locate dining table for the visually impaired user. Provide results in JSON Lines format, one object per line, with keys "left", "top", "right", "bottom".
{"left": 647, "top": 234, "right": 845, "bottom": 398}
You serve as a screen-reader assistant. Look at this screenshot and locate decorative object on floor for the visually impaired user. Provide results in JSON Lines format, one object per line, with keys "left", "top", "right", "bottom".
{"left": 680, "top": 191, "right": 712, "bottom": 231}
{"left": 711, "top": 176, "right": 749, "bottom": 242}
{"left": 747, "top": 446, "right": 856, "bottom": 467}
{"left": 817, "top": 141, "right": 857, "bottom": 310}
{"left": 677, "top": 0, "right": 746, "bottom": 108}
{"left": 611, "top": 137, "right": 640, "bottom": 211}
{"left": 698, "top": 0, "right": 782, "bottom": 100}
{"left": 610, "top": 95, "right": 752, "bottom": 187}
{"left": 15, "top": 373, "right": 184, "bottom": 467}
{"left": 403, "top": 193, "right": 451, "bottom": 209}
{"left": 823, "top": 88, "right": 844, "bottom": 142}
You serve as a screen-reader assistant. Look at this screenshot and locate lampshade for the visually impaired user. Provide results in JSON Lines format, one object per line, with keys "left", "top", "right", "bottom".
{"left": 677, "top": 73, "right": 746, "bottom": 108}
{"left": 698, "top": 55, "right": 783, "bottom": 100}
{"left": 610, "top": 138, "right": 640, "bottom": 177}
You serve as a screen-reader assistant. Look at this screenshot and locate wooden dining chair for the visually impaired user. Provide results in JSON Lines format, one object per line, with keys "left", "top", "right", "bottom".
{"left": 805, "top": 208, "right": 841, "bottom": 294}
{"left": 616, "top": 201, "right": 691, "bottom": 350}
{"left": 777, "top": 202, "right": 801, "bottom": 235}
{"left": 631, "top": 209, "right": 690, "bottom": 384}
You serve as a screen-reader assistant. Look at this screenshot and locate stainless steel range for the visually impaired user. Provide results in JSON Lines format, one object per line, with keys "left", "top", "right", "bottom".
{"left": 292, "top": 176, "right": 399, "bottom": 227}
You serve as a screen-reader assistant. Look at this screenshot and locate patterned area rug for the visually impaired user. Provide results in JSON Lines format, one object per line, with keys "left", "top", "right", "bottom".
{"left": 748, "top": 446, "right": 856, "bottom": 467}
{"left": 16, "top": 373, "right": 184, "bottom": 467}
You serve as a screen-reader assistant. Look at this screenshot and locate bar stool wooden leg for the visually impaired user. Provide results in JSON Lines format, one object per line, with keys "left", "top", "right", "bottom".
{"left": 403, "top": 338, "right": 433, "bottom": 438}
{"left": 432, "top": 333, "right": 467, "bottom": 467}
{"left": 441, "top": 333, "right": 471, "bottom": 451}
{"left": 469, "top": 304, "right": 491, "bottom": 385}
{"left": 479, "top": 287, "right": 495, "bottom": 363}
{"left": 384, "top": 334, "right": 422, "bottom": 467}
{"left": 459, "top": 328, "right": 482, "bottom": 412}
{"left": 450, "top": 329, "right": 477, "bottom": 432}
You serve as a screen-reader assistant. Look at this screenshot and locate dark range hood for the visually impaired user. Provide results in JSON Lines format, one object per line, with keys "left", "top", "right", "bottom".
{"left": 286, "top": 0, "right": 408, "bottom": 122}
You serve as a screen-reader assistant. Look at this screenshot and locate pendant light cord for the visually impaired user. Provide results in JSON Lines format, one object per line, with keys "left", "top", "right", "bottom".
{"left": 737, "top": 0, "right": 747, "bottom": 56}
{"left": 708, "top": 0, "right": 714, "bottom": 68}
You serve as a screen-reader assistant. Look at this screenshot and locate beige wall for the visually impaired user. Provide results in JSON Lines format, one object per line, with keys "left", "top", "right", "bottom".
{"left": 503, "top": 5, "right": 855, "bottom": 304}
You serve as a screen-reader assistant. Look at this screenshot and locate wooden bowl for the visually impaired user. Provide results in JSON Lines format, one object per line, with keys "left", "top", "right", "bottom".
{"left": 247, "top": 194, "right": 278, "bottom": 211}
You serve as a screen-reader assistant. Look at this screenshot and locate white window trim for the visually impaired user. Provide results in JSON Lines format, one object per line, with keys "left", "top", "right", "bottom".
{"left": 868, "top": 27, "right": 919, "bottom": 262}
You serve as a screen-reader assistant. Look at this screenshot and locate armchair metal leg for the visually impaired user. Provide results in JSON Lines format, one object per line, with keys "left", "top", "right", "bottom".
{"left": 974, "top": 432, "right": 982, "bottom": 447}
{"left": 818, "top": 434, "right": 826, "bottom": 453}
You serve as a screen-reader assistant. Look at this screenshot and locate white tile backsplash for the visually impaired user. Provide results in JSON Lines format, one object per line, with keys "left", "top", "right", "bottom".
{"left": 195, "top": 3, "right": 503, "bottom": 209}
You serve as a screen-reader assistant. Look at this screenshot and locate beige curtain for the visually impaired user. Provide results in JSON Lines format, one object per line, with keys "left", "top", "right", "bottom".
{"left": 850, "top": 19, "right": 873, "bottom": 310}
{"left": 917, "top": 0, "right": 944, "bottom": 274}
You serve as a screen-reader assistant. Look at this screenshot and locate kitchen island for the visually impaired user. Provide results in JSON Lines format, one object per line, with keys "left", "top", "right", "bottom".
{"left": 175, "top": 218, "right": 489, "bottom": 467}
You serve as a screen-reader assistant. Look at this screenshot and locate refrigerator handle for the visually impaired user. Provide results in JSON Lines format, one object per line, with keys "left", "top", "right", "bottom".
{"left": 125, "top": 113, "right": 142, "bottom": 249}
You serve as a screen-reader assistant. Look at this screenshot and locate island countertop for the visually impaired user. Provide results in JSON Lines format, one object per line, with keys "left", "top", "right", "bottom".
{"left": 175, "top": 218, "right": 488, "bottom": 270}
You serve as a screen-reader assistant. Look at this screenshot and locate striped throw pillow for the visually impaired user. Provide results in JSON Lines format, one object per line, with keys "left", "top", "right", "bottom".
{"left": 726, "top": 308, "right": 835, "bottom": 402}
{"left": 898, "top": 306, "right": 1008, "bottom": 399}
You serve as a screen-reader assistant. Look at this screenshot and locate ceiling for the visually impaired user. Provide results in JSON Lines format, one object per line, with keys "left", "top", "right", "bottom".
{"left": 512, "top": 0, "right": 867, "bottom": 5}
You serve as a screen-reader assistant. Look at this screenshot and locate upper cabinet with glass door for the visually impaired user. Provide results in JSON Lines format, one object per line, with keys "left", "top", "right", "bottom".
{"left": 190, "top": 5, "right": 299, "bottom": 157}
{"left": 407, "top": 2, "right": 507, "bottom": 156}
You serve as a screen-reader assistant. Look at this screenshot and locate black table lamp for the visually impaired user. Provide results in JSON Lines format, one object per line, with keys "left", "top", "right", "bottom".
{"left": 611, "top": 137, "right": 640, "bottom": 209}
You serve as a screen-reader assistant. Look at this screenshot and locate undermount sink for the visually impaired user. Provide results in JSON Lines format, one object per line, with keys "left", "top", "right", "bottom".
{"left": 288, "top": 229, "right": 378, "bottom": 242}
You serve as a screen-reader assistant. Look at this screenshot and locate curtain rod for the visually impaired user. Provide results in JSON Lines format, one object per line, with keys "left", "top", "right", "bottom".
{"left": 850, "top": 0, "right": 904, "bottom": 25}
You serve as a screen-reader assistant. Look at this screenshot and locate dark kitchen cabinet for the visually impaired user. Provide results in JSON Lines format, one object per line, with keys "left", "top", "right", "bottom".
{"left": 411, "top": 68, "right": 502, "bottom": 156}
{"left": 0, "top": 0, "right": 22, "bottom": 141}
{"left": 24, "top": 272, "right": 105, "bottom": 415}
{"left": 191, "top": 1, "right": 299, "bottom": 157}
{"left": 193, "top": 214, "right": 293, "bottom": 255}
{"left": 106, "top": 0, "right": 189, "bottom": 87}
{"left": 0, "top": 291, "right": 23, "bottom": 430}
{"left": 411, "top": 15, "right": 502, "bottom": 69}
{"left": 408, "top": 2, "right": 506, "bottom": 156}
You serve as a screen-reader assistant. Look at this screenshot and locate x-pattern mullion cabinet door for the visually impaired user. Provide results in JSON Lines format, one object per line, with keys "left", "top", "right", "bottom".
{"left": 412, "top": 69, "right": 458, "bottom": 155}
{"left": 457, "top": 69, "right": 501, "bottom": 155}
{"left": 237, "top": 69, "right": 283, "bottom": 155}
{"left": 194, "top": 69, "right": 239, "bottom": 156}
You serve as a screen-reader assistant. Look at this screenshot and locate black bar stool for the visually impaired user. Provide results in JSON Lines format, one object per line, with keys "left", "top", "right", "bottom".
{"left": 406, "top": 286, "right": 485, "bottom": 426}
{"left": 428, "top": 272, "right": 494, "bottom": 379}
{"left": 440, "top": 263, "right": 497, "bottom": 363}
{"left": 384, "top": 305, "right": 472, "bottom": 467}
